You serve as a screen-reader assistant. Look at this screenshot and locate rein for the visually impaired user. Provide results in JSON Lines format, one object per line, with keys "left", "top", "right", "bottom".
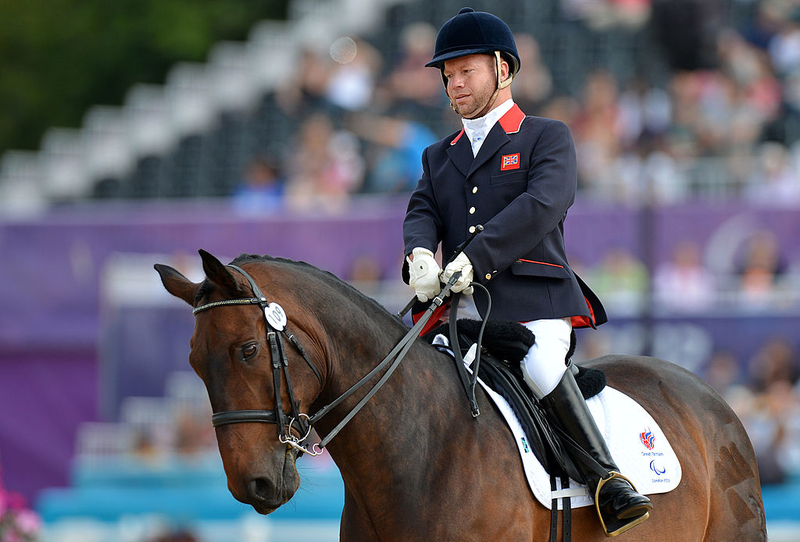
{"left": 192, "top": 264, "right": 458, "bottom": 456}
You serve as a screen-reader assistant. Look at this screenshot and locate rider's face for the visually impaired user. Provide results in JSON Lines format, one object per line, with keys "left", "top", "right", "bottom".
{"left": 443, "top": 54, "right": 498, "bottom": 119}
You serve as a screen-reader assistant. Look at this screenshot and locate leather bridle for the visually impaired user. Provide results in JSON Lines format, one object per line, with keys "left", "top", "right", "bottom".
{"left": 193, "top": 264, "right": 322, "bottom": 453}
{"left": 192, "top": 263, "right": 450, "bottom": 455}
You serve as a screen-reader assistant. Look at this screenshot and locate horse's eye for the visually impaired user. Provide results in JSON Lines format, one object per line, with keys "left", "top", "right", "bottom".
{"left": 241, "top": 343, "right": 258, "bottom": 361}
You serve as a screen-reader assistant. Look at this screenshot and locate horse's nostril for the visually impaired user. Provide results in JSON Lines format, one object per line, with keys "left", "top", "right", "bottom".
{"left": 248, "top": 477, "right": 273, "bottom": 502}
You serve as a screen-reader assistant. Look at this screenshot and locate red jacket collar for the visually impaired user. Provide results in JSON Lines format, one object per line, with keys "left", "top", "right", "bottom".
{"left": 450, "top": 103, "right": 525, "bottom": 145}
{"left": 499, "top": 103, "right": 525, "bottom": 134}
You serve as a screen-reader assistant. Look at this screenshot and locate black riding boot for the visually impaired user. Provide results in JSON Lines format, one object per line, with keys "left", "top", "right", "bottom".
{"left": 541, "top": 369, "right": 653, "bottom": 537}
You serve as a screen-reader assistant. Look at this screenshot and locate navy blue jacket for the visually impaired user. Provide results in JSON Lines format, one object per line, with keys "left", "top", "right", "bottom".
{"left": 403, "top": 104, "right": 606, "bottom": 327}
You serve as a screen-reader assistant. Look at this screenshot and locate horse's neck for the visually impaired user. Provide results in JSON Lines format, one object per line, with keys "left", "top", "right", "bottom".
{"left": 317, "top": 308, "right": 464, "bottom": 476}
{"left": 317, "top": 320, "right": 512, "bottom": 535}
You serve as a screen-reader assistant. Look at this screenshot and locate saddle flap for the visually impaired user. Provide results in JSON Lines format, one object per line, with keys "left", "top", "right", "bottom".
{"left": 423, "top": 318, "right": 608, "bottom": 480}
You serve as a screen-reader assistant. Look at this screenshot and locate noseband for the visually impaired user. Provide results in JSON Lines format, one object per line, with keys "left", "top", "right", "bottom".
{"left": 193, "top": 263, "right": 458, "bottom": 455}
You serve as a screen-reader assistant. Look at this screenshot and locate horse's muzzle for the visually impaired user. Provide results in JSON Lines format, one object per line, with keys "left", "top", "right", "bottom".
{"left": 238, "top": 450, "right": 301, "bottom": 514}
{"left": 245, "top": 477, "right": 284, "bottom": 514}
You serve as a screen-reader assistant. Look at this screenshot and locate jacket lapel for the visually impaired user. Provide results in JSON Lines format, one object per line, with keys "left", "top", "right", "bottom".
{"left": 467, "top": 124, "right": 509, "bottom": 178}
{"left": 446, "top": 104, "right": 526, "bottom": 179}
{"left": 446, "top": 128, "right": 473, "bottom": 177}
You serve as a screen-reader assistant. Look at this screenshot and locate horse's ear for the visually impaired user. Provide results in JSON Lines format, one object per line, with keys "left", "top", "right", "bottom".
{"left": 154, "top": 264, "right": 199, "bottom": 306}
{"left": 198, "top": 249, "right": 243, "bottom": 295}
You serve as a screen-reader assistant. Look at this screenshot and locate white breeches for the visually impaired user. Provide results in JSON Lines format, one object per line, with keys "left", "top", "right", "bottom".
{"left": 520, "top": 317, "right": 572, "bottom": 398}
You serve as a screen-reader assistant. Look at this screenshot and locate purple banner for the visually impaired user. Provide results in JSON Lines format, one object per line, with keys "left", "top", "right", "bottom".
{"left": 0, "top": 352, "right": 97, "bottom": 503}
{"left": 3, "top": 199, "right": 800, "bottom": 351}
{"left": 0, "top": 197, "right": 409, "bottom": 351}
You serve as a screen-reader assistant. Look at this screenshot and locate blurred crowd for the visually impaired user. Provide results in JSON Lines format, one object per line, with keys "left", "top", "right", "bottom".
{"left": 230, "top": 0, "right": 800, "bottom": 213}
{"left": 706, "top": 336, "right": 800, "bottom": 487}
{"left": 582, "top": 228, "right": 800, "bottom": 317}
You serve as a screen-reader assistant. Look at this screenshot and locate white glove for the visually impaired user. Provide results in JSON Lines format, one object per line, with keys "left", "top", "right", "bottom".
{"left": 407, "top": 247, "right": 442, "bottom": 302}
{"left": 441, "top": 252, "right": 474, "bottom": 295}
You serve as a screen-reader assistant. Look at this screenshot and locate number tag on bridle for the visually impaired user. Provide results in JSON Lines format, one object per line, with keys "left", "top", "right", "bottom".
{"left": 264, "top": 302, "right": 287, "bottom": 330}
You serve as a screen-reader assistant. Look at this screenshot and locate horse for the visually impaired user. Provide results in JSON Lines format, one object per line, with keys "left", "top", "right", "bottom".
{"left": 154, "top": 250, "right": 766, "bottom": 541}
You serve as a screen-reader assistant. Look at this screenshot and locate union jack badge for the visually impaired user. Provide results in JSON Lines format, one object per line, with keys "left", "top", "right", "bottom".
{"left": 501, "top": 153, "right": 520, "bottom": 171}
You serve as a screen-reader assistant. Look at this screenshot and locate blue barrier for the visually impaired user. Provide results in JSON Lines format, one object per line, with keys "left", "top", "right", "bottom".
{"left": 37, "top": 454, "right": 344, "bottom": 524}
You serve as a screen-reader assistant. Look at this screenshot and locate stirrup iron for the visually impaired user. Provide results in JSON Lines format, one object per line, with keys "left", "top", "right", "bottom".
{"left": 594, "top": 471, "right": 650, "bottom": 537}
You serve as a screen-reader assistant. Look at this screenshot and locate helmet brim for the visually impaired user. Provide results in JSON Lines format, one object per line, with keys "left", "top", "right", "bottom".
{"left": 425, "top": 47, "right": 496, "bottom": 69}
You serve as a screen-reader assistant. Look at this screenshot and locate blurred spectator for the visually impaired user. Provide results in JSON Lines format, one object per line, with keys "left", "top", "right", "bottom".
{"left": 572, "top": 69, "right": 624, "bottom": 196}
{"left": 651, "top": 0, "right": 725, "bottom": 71}
{"left": 147, "top": 529, "right": 200, "bottom": 542}
{"left": 746, "top": 382, "right": 791, "bottom": 485}
{"left": 638, "top": 139, "right": 690, "bottom": 204}
{"left": 348, "top": 252, "right": 384, "bottom": 297}
{"left": 509, "top": 33, "right": 554, "bottom": 114}
{"left": 703, "top": 349, "right": 744, "bottom": 397}
{"left": 173, "top": 407, "right": 215, "bottom": 461}
{"left": 348, "top": 111, "right": 436, "bottom": 193}
{"left": 741, "top": 0, "right": 790, "bottom": 52}
{"left": 325, "top": 36, "right": 382, "bottom": 112}
{"left": 715, "top": 30, "right": 782, "bottom": 145}
{"left": 653, "top": 240, "right": 717, "bottom": 312}
{"left": 539, "top": 95, "right": 582, "bottom": 126}
{"left": 734, "top": 229, "right": 790, "bottom": 308}
{"left": 562, "top": 0, "right": 651, "bottom": 30}
{"left": 744, "top": 141, "right": 800, "bottom": 204}
{"left": 767, "top": 6, "right": 800, "bottom": 77}
{"left": 380, "top": 22, "right": 443, "bottom": 110}
{"left": 760, "top": 87, "right": 800, "bottom": 145}
{"left": 664, "top": 70, "right": 703, "bottom": 160}
{"left": 132, "top": 428, "right": 163, "bottom": 465}
{"left": 275, "top": 46, "right": 333, "bottom": 115}
{"left": 230, "top": 156, "right": 285, "bottom": 214}
{"left": 693, "top": 73, "right": 748, "bottom": 155}
{"left": 588, "top": 246, "right": 649, "bottom": 314}
{"left": 609, "top": 0, "right": 652, "bottom": 29}
{"left": 617, "top": 75, "right": 672, "bottom": 150}
{"left": 285, "top": 113, "right": 364, "bottom": 213}
{"left": 747, "top": 335, "right": 799, "bottom": 394}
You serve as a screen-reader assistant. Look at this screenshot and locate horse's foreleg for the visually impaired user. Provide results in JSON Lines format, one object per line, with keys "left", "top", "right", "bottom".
{"left": 339, "top": 490, "right": 382, "bottom": 542}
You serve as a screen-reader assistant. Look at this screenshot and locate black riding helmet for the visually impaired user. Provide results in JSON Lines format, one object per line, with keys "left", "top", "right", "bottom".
{"left": 426, "top": 7, "right": 521, "bottom": 83}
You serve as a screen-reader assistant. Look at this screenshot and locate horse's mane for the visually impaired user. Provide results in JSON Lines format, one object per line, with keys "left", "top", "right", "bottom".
{"left": 228, "top": 253, "right": 405, "bottom": 327}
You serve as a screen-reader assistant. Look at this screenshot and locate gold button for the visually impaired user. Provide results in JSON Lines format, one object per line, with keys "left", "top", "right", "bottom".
{"left": 469, "top": 226, "right": 476, "bottom": 234}
{"left": 469, "top": 207, "right": 475, "bottom": 214}
{"left": 472, "top": 186, "right": 478, "bottom": 194}
{"left": 485, "top": 273, "right": 492, "bottom": 280}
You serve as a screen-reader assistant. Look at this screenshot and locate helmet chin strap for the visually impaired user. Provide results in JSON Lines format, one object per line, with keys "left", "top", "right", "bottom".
{"left": 449, "top": 51, "right": 513, "bottom": 119}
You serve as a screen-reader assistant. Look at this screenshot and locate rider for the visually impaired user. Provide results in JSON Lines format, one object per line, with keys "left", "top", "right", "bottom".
{"left": 402, "top": 7, "right": 653, "bottom": 536}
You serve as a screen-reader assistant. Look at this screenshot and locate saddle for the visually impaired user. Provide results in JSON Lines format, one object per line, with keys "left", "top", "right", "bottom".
{"left": 422, "top": 319, "right": 606, "bottom": 483}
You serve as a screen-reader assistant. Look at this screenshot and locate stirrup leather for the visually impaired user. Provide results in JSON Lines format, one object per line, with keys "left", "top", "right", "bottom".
{"left": 594, "top": 471, "right": 650, "bottom": 537}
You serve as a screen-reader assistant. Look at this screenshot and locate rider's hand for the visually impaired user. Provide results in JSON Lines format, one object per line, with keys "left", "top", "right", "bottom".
{"left": 407, "top": 248, "right": 442, "bottom": 302}
{"left": 442, "top": 252, "right": 474, "bottom": 295}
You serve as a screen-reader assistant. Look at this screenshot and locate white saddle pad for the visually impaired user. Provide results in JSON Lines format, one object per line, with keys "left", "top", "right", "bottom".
{"left": 479, "top": 379, "right": 682, "bottom": 510}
